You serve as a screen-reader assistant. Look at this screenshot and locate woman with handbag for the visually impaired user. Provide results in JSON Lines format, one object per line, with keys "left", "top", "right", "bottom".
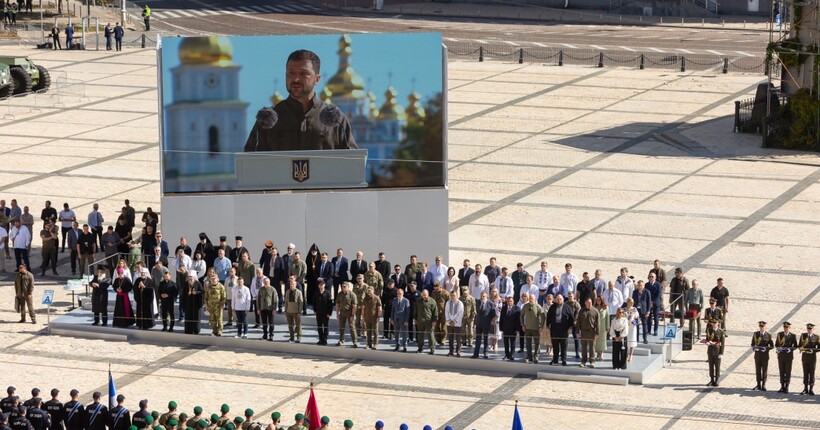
{"left": 611, "top": 308, "right": 629, "bottom": 369}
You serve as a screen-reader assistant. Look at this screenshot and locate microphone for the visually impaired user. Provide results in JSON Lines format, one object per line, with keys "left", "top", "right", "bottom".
{"left": 319, "top": 105, "right": 346, "bottom": 148}
{"left": 255, "top": 107, "right": 278, "bottom": 151}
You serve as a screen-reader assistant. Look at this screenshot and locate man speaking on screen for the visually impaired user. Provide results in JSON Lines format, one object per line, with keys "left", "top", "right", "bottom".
{"left": 244, "top": 49, "right": 358, "bottom": 152}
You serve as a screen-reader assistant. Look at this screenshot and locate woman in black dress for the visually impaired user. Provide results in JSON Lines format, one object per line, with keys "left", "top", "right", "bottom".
{"left": 134, "top": 274, "right": 156, "bottom": 330}
{"left": 112, "top": 268, "right": 135, "bottom": 327}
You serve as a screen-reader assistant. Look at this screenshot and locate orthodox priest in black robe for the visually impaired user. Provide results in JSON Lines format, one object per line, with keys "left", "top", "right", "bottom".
{"left": 183, "top": 271, "right": 204, "bottom": 334}
{"left": 134, "top": 276, "right": 156, "bottom": 330}
{"left": 111, "top": 268, "right": 135, "bottom": 327}
{"left": 90, "top": 266, "right": 110, "bottom": 326}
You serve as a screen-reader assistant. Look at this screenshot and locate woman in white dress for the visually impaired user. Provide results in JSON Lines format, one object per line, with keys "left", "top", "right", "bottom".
{"left": 191, "top": 251, "right": 207, "bottom": 284}
{"left": 444, "top": 267, "right": 459, "bottom": 293}
{"left": 625, "top": 297, "right": 639, "bottom": 362}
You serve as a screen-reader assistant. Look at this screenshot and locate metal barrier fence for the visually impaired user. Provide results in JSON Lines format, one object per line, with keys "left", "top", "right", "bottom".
{"left": 0, "top": 69, "right": 90, "bottom": 120}
{"left": 445, "top": 41, "right": 767, "bottom": 74}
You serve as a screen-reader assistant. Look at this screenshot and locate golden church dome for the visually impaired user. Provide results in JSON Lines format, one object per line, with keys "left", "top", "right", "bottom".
{"left": 320, "top": 87, "right": 334, "bottom": 104}
{"left": 405, "top": 91, "right": 426, "bottom": 125}
{"left": 324, "top": 35, "right": 366, "bottom": 99}
{"left": 270, "top": 91, "right": 284, "bottom": 106}
{"left": 368, "top": 91, "right": 378, "bottom": 119}
{"left": 179, "top": 36, "right": 234, "bottom": 66}
{"left": 379, "top": 87, "right": 405, "bottom": 120}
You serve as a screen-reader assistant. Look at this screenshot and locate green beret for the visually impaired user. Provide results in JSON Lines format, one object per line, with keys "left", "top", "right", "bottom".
{"left": 295, "top": 413, "right": 304, "bottom": 421}
{"left": 210, "top": 414, "right": 219, "bottom": 423}
{"left": 194, "top": 407, "right": 203, "bottom": 415}
{"left": 179, "top": 414, "right": 188, "bottom": 420}
{"left": 244, "top": 409, "right": 253, "bottom": 417}
{"left": 320, "top": 417, "right": 330, "bottom": 425}
{"left": 146, "top": 416, "right": 154, "bottom": 425}
{"left": 344, "top": 419, "right": 353, "bottom": 428}
{"left": 168, "top": 401, "right": 177, "bottom": 410}
{"left": 225, "top": 423, "right": 235, "bottom": 430}
{"left": 186, "top": 427, "right": 193, "bottom": 430}
{"left": 154, "top": 427, "right": 163, "bottom": 430}
{"left": 152, "top": 412, "right": 160, "bottom": 419}
{"left": 271, "top": 412, "right": 281, "bottom": 421}
{"left": 129, "top": 426, "right": 138, "bottom": 430}
{"left": 199, "top": 420, "right": 208, "bottom": 428}
{"left": 233, "top": 417, "right": 244, "bottom": 424}
{"left": 169, "top": 420, "right": 179, "bottom": 426}
{"left": 220, "top": 405, "right": 230, "bottom": 414}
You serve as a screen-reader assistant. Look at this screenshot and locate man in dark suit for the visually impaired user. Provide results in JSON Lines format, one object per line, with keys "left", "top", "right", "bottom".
{"left": 500, "top": 296, "right": 520, "bottom": 360}
{"left": 417, "top": 262, "right": 434, "bottom": 293}
{"left": 331, "top": 248, "right": 349, "bottom": 303}
{"left": 472, "top": 291, "right": 497, "bottom": 359}
{"left": 349, "top": 251, "right": 367, "bottom": 282}
{"left": 374, "top": 252, "right": 391, "bottom": 284}
{"left": 458, "top": 259, "right": 474, "bottom": 287}
{"left": 632, "top": 280, "right": 652, "bottom": 344}
{"left": 389, "top": 264, "right": 407, "bottom": 291}
{"left": 317, "top": 252, "right": 333, "bottom": 289}
{"left": 547, "top": 294, "right": 575, "bottom": 366}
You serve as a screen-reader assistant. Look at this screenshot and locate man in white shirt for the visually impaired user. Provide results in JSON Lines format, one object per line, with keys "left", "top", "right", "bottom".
{"left": 57, "top": 203, "right": 76, "bottom": 253}
{"left": 445, "top": 291, "right": 465, "bottom": 356}
{"left": 87, "top": 203, "right": 104, "bottom": 249}
{"left": 9, "top": 219, "right": 31, "bottom": 271}
{"left": 496, "top": 267, "right": 514, "bottom": 299}
{"left": 559, "top": 263, "right": 579, "bottom": 295}
{"left": 468, "top": 263, "right": 489, "bottom": 300}
{"left": 232, "top": 277, "right": 252, "bottom": 338}
{"left": 518, "top": 275, "right": 539, "bottom": 307}
{"left": 615, "top": 267, "right": 635, "bottom": 304}
{"left": 602, "top": 281, "right": 624, "bottom": 323}
{"left": 534, "top": 261, "right": 553, "bottom": 306}
{"left": 249, "top": 268, "right": 269, "bottom": 328}
{"left": 432, "top": 256, "right": 448, "bottom": 284}
{"left": 0, "top": 225, "right": 6, "bottom": 273}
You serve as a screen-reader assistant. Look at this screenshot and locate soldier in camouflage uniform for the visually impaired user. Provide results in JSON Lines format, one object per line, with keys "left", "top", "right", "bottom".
{"left": 188, "top": 407, "right": 204, "bottom": 430}
{"left": 151, "top": 412, "right": 163, "bottom": 430}
{"left": 204, "top": 272, "right": 227, "bottom": 336}
{"left": 286, "top": 414, "right": 306, "bottom": 430}
{"left": 216, "top": 406, "right": 230, "bottom": 428}
{"left": 414, "top": 289, "right": 438, "bottom": 354}
{"left": 158, "top": 403, "right": 178, "bottom": 428}
{"left": 205, "top": 415, "right": 219, "bottom": 430}
{"left": 432, "top": 282, "right": 450, "bottom": 345}
{"left": 460, "top": 286, "right": 476, "bottom": 348}
{"left": 362, "top": 286, "right": 382, "bottom": 350}
{"left": 351, "top": 275, "right": 367, "bottom": 337}
{"left": 363, "top": 263, "right": 384, "bottom": 298}
{"left": 265, "top": 412, "right": 283, "bottom": 430}
{"left": 240, "top": 409, "right": 261, "bottom": 430}
{"left": 336, "top": 282, "right": 358, "bottom": 347}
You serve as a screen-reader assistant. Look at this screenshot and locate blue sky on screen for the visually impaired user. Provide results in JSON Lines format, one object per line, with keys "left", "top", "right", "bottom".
{"left": 161, "top": 32, "right": 443, "bottom": 132}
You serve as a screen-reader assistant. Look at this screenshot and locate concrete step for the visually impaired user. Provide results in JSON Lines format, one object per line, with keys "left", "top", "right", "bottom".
{"left": 537, "top": 371, "right": 629, "bottom": 386}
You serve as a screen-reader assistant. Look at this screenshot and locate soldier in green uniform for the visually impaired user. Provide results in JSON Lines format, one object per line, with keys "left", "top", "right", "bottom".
{"left": 241, "top": 409, "right": 262, "bottom": 430}
{"left": 352, "top": 275, "right": 367, "bottom": 337}
{"left": 404, "top": 255, "right": 421, "bottom": 284}
{"left": 362, "top": 286, "right": 382, "bottom": 349}
{"left": 775, "top": 321, "right": 798, "bottom": 393}
{"left": 151, "top": 412, "right": 163, "bottom": 430}
{"left": 141, "top": 415, "right": 155, "bottom": 430}
{"left": 205, "top": 415, "right": 219, "bottom": 430}
{"left": 799, "top": 322, "right": 817, "bottom": 395}
{"left": 232, "top": 417, "right": 244, "bottom": 429}
{"left": 460, "top": 287, "right": 476, "bottom": 349}
{"left": 216, "top": 406, "right": 230, "bottom": 428}
{"left": 196, "top": 420, "right": 208, "bottom": 430}
{"left": 166, "top": 419, "right": 179, "bottom": 430}
{"left": 178, "top": 413, "right": 189, "bottom": 429}
{"left": 520, "top": 292, "right": 544, "bottom": 364}
{"left": 705, "top": 318, "right": 725, "bottom": 387}
{"left": 335, "top": 282, "right": 358, "bottom": 347}
{"left": 158, "top": 403, "right": 178, "bottom": 428}
{"left": 751, "top": 320, "right": 774, "bottom": 391}
{"left": 431, "top": 282, "right": 449, "bottom": 345}
{"left": 343, "top": 419, "right": 353, "bottom": 430}
{"left": 363, "top": 263, "right": 384, "bottom": 298}
{"left": 204, "top": 272, "right": 227, "bottom": 336}
{"left": 286, "top": 413, "right": 306, "bottom": 430}
{"left": 265, "top": 412, "right": 283, "bottom": 430}
{"left": 318, "top": 416, "right": 329, "bottom": 429}
{"left": 189, "top": 407, "right": 204, "bottom": 430}
{"left": 414, "top": 289, "right": 438, "bottom": 354}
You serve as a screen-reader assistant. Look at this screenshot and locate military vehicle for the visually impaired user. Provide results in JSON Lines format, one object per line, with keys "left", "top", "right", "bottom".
{"left": 0, "top": 56, "right": 51, "bottom": 96}
{"left": 0, "top": 63, "right": 12, "bottom": 99}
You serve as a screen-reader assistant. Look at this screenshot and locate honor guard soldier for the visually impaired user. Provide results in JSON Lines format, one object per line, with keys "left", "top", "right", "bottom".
{"left": 42, "top": 389, "right": 63, "bottom": 430}
{"left": 10, "top": 407, "right": 32, "bottom": 430}
{"left": 776, "top": 322, "right": 798, "bottom": 393}
{"left": 216, "top": 406, "right": 230, "bottom": 428}
{"left": 150, "top": 413, "right": 162, "bottom": 430}
{"left": 196, "top": 420, "right": 208, "bottom": 430}
{"left": 799, "top": 322, "right": 818, "bottom": 395}
{"left": 108, "top": 395, "right": 130, "bottom": 430}
{"left": 26, "top": 400, "right": 49, "bottom": 430}
{"left": 343, "top": 420, "right": 353, "bottom": 430}
{"left": 286, "top": 413, "right": 306, "bottom": 430}
{"left": 132, "top": 401, "right": 149, "bottom": 430}
{"left": 751, "top": 321, "right": 774, "bottom": 391}
{"left": 1, "top": 413, "right": 12, "bottom": 430}
{"left": 177, "top": 414, "right": 188, "bottom": 430}
{"left": 705, "top": 318, "right": 725, "bottom": 387}
{"left": 141, "top": 416, "right": 155, "bottom": 430}
{"left": 1, "top": 388, "right": 19, "bottom": 414}
{"left": 188, "top": 408, "right": 203, "bottom": 430}
{"left": 241, "top": 409, "right": 260, "bottom": 430}
{"left": 84, "top": 393, "right": 107, "bottom": 430}
{"left": 265, "top": 412, "right": 283, "bottom": 430}
{"left": 205, "top": 416, "right": 218, "bottom": 430}
{"left": 158, "top": 402, "right": 178, "bottom": 427}
{"left": 61, "top": 390, "right": 83, "bottom": 430}
{"left": 22, "top": 389, "right": 40, "bottom": 408}
{"left": 318, "top": 417, "right": 329, "bottom": 430}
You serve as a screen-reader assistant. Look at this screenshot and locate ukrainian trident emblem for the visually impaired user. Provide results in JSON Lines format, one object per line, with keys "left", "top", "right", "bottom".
{"left": 292, "top": 159, "right": 309, "bottom": 183}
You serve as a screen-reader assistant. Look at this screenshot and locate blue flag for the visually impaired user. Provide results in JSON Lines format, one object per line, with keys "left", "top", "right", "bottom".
{"left": 108, "top": 370, "right": 117, "bottom": 410}
{"left": 511, "top": 404, "right": 524, "bottom": 430}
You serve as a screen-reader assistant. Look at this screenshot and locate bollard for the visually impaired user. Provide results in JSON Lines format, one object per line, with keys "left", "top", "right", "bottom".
{"left": 734, "top": 101, "right": 741, "bottom": 132}
{"left": 558, "top": 50, "right": 563, "bottom": 66}
{"left": 518, "top": 48, "right": 524, "bottom": 64}
{"left": 660, "top": 16, "right": 663, "bottom": 24}
{"left": 722, "top": 19, "right": 725, "bottom": 26}
{"left": 702, "top": 18, "right": 705, "bottom": 27}
{"left": 598, "top": 52, "right": 604, "bottom": 68}
{"left": 723, "top": 57, "right": 728, "bottom": 74}
{"left": 479, "top": 46, "right": 484, "bottom": 62}
{"left": 640, "top": 15, "right": 642, "bottom": 22}
{"left": 681, "top": 17, "right": 684, "bottom": 24}
{"left": 680, "top": 56, "right": 686, "bottom": 72}
{"left": 743, "top": 20, "right": 746, "bottom": 28}
{"left": 639, "top": 54, "right": 645, "bottom": 70}
{"left": 141, "top": 33, "right": 146, "bottom": 48}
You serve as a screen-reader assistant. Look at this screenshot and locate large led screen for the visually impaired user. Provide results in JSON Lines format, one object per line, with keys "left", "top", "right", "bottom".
{"left": 158, "top": 32, "right": 445, "bottom": 193}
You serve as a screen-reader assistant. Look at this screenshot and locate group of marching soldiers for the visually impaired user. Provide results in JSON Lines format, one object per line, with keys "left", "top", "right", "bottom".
{"left": 748, "top": 321, "right": 818, "bottom": 395}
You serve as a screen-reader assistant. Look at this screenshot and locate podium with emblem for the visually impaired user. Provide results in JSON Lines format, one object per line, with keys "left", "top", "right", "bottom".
{"left": 235, "top": 149, "right": 368, "bottom": 190}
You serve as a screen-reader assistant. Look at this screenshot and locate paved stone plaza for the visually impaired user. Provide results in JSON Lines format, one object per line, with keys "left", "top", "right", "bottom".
{"left": 0, "top": 46, "right": 819, "bottom": 429}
